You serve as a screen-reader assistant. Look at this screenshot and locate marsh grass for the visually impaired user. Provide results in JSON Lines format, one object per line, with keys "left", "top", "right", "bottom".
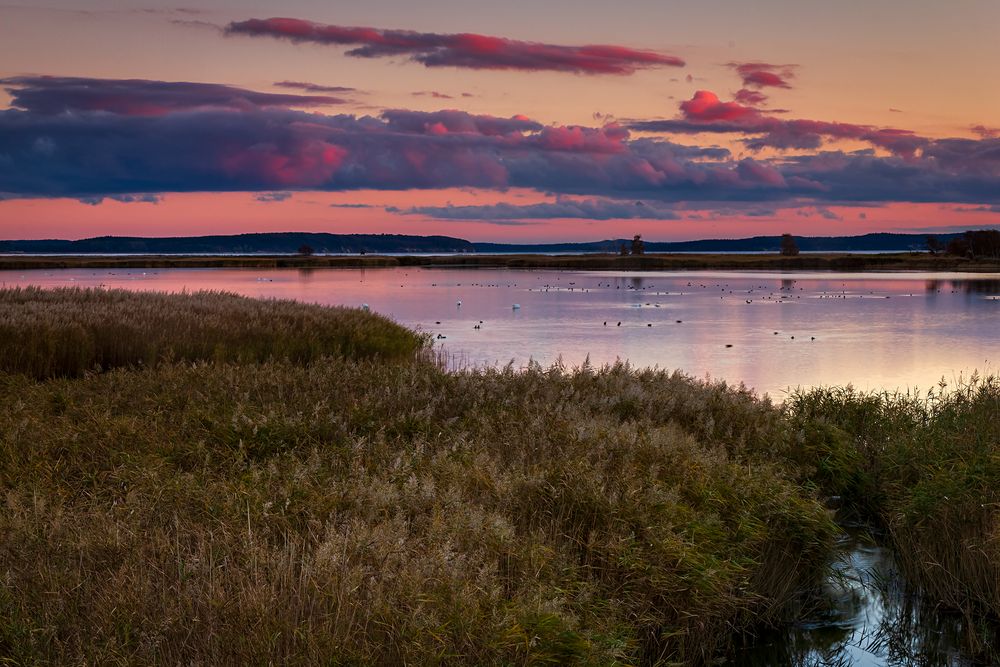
{"left": 3, "top": 288, "right": 998, "bottom": 664}
{"left": 0, "top": 287, "right": 426, "bottom": 378}
{"left": 787, "top": 376, "right": 1000, "bottom": 656}
{"left": 0, "top": 353, "right": 837, "bottom": 664}
{"left": 2, "top": 251, "right": 999, "bottom": 272}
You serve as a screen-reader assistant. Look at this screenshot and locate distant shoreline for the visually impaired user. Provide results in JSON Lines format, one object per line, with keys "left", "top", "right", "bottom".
{"left": 2, "top": 252, "right": 999, "bottom": 272}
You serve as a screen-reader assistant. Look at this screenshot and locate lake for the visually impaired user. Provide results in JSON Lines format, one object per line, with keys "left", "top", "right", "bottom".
{"left": 3, "top": 266, "right": 997, "bottom": 398}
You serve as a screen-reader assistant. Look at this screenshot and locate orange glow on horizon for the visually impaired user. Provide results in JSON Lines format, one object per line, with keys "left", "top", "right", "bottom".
{"left": 2, "top": 193, "right": 997, "bottom": 243}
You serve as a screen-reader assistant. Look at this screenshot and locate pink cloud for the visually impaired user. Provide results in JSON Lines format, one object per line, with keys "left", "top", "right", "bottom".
{"left": 221, "top": 141, "right": 347, "bottom": 188}
{"left": 380, "top": 109, "right": 542, "bottom": 136}
{"left": 972, "top": 125, "right": 999, "bottom": 138}
{"left": 734, "top": 88, "right": 768, "bottom": 105}
{"left": 728, "top": 61, "right": 796, "bottom": 89}
{"left": 225, "top": 17, "right": 685, "bottom": 75}
{"left": 634, "top": 91, "right": 928, "bottom": 158}
{"left": 680, "top": 90, "right": 759, "bottom": 122}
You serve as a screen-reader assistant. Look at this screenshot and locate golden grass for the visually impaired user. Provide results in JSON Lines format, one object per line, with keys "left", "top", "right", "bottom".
{"left": 0, "top": 353, "right": 836, "bottom": 664}
{"left": 0, "top": 287, "right": 426, "bottom": 378}
{"left": 3, "top": 288, "right": 998, "bottom": 664}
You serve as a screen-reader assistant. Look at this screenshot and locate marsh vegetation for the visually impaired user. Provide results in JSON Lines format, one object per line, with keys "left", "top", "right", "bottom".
{"left": 0, "top": 288, "right": 996, "bottom": 664}
{"left": 0, "top": 287, "right": 424, "bottom": 378}
{"left": 2, "top": 250, "right": 1000, "bottom": 272}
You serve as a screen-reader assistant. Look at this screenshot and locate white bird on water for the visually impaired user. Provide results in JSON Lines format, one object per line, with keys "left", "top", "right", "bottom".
{"left": 361, "top": 303, "right": 370, "bottom": 311}
{"left": 512, "top": 304, "right": 521, "bottom": 310}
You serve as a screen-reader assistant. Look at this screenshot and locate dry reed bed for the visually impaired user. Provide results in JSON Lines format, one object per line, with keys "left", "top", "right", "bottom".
{"left": 787, "top": 377, "right": 1000, "bottom": 655}
{"left": 0, "top": 287, "right": 425, "bottom": 378}
{"left": 3, "top": 288, "right": 999, "bottom": 663}
{"left": 0, "top": 356, "right": 837, "bottom": 665}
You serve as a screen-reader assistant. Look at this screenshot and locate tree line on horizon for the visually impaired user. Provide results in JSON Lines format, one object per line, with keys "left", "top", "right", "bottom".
{"left": 927, "top": 230, "right": 1000, "bottom": 259}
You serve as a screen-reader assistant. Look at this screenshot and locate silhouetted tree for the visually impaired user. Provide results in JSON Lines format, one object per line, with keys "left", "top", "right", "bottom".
{"left": 946, "top": 236, "right": 970, "bottom": 257}
{"left": 619, "top": 243, "right": 629, "bottom": 256}
{"left": 925, "top": 236, "right": 944, "bottom": 255}
{"left": 946, "top": 230, "right": 1000, "bottom": 259}
{"left": 968, "top": 230, "right": 1000, "bottom": 258}
{"left": 297, "top": 244, "right": 314, "bottom": 256}
{"left": 631, "top": 234, "right": 645, "bottom": 255}
{"left": 779, "top": 233, "right": 799, "bottom": 256}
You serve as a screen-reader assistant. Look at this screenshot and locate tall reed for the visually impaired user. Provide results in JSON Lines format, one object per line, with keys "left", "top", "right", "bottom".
{"left": 0, "top": 287, "right": 426, "bottom": 378}
{"left": 5, "top": 288, "right": 997, "bottom": 663}
{"left": 787, "top": 375, "right": 1000, "bottom": 653}
{"left": 0, "top": 356, "right": 836, "bottom": 665}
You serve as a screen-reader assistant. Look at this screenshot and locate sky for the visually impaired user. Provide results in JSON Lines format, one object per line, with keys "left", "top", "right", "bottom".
{"left": 1, "top": 0, "right": 999, "bottom": 242}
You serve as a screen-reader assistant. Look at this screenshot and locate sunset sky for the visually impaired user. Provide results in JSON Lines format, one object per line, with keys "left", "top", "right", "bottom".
{"left": 2, "top": 0, "right": 999, "bottom": 242}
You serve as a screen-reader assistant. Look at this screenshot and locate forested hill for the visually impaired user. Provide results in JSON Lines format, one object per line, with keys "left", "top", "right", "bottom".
{"left": 0, "top": 233, "right": 475, "bottom": 254}
{"left": 474, "top": 232, "right": 961, "bottom": 254}
{"left": 0, "top": 231, "right": 961, "bottom": 254}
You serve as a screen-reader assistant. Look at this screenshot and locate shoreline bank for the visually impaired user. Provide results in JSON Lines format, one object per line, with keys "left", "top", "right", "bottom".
{"left": 2, "top": 252, "right": 999, "bottom": 272}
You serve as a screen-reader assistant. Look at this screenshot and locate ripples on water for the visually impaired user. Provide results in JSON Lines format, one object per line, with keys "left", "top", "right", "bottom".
{"left": 3, "top": 266, "right": 996, "bottom": 398}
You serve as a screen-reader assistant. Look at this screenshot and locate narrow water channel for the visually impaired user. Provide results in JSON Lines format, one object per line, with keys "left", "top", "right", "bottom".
{"left": 736, "top": 527, "right": 981, "bottom": 665}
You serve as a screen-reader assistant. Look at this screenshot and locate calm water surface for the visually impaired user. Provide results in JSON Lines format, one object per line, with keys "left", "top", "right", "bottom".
{"left": 737, "top": 526, "right": 981, "bottom": 666}
{"left": 4, "top": 266, "right": 997, "bottom": 398}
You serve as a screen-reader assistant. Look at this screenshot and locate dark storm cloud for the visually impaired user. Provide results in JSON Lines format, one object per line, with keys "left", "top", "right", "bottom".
{"left": 2, "top": 76, "right": 347, "bottom": 116}
{"left": 394, "top": 199, "right": 681, "bottom": 221}
{"left": 1, "top": 77, "right": 1000, "bottom": 211}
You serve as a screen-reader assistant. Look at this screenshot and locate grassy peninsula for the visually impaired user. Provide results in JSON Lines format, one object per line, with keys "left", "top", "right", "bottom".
{"left": 2, "top": 251, "right": 1000, "bottom": 272}
{"left": 1, "top": 288, "right": 997, "bottom": 664}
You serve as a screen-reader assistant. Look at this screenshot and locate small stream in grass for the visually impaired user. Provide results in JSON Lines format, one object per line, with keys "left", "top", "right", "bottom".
{"left": 734, "top": 526, "right": 983, "bottom": 666}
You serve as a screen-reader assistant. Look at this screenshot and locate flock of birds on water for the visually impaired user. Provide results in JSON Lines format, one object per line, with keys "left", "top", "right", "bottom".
{"left": 403, "top": 275, "right": 883, "bottom": 343}
{"left": 12, "top": 270, "right": 993, "bottom": 350}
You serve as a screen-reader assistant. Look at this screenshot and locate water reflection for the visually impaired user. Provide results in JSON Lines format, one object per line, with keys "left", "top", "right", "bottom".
{"left": 2, "top": 267, "right": 997, "bottom": 397}
{"left": 926, "top": 279, "right": 1000, "bottom": 296}
{"left": 737, "top": 529, "right": 980, "bottom": 666}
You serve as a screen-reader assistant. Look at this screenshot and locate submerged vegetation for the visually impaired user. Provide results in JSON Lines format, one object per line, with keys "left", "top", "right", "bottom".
{"left": 1, "top": 287, "right": 997, "bottom": 664}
